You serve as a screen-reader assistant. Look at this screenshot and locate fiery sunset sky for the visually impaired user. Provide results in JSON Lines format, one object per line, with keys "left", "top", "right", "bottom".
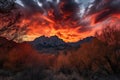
{"left": 0, "top": 0, "right": 120, "bottom": 42}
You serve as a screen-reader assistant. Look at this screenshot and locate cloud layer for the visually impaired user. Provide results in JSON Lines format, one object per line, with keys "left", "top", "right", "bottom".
{"left": 0, "top": 0, "right": 120, "bottom": 42}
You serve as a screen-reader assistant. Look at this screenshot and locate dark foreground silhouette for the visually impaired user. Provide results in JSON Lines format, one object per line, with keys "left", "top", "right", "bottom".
{"left": 0, "top": 27, "right": 120, "bottom": 80}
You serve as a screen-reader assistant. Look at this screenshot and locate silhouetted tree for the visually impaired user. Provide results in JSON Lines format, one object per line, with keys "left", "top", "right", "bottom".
{"left": 95, "top": 26, "right": 120, "bottom": 74}
{"left": 96, "top": 26, "right": 120, "bottom": 49}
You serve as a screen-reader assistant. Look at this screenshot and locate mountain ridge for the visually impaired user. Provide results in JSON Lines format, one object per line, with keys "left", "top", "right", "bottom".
{"left": 30, "top": 35, "right": 94, "bottom": 53}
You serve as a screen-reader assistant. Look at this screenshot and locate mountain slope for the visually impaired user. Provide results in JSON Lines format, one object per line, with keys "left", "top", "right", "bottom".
{"left": 30, "top": 36, "right": 94, "bottom": 53}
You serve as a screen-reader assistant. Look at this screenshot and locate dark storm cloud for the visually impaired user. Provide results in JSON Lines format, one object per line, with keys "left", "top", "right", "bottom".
{"left": 20, "top": 0, "right": 44, "bottom": 14}
{"left": 0, "top": 0, "right": 15, "bottom": 13}
{"left": 87, "top": 0, "right": 120, "bottom": 23}
{"left": 60, "top": 0, "right": 80, "bottom": 20}
{"left": 20, "top": 0, "right": 59, "bottom": 19}
{"left": 20, "top": 0, "right": 80, "bottom": 21}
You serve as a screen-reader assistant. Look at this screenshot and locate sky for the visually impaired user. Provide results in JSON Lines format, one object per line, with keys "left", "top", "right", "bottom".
{"left": 16, "top": 0, "right": 94, "bottom": 15}
{"left": 14, "top": 0, "right": 96, "bottom": 42}
{"left": 1, "top": 0, "right": 120, "bottom": 43}
{"left": 16, "top": 0, "right": 94, "bottom": 6}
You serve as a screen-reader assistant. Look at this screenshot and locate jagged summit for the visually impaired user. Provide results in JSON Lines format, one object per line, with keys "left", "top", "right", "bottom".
{"left": 31, "top": 35, "right": 66, "bottom": 47}
{"left": 30, "top": 35, "right": 94, "bottom": 53}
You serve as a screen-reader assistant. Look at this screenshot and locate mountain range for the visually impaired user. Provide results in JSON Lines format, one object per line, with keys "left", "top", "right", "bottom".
{"left": 0, "top": 36, "right": 93, "bottom": 54}
{"left": 30, "top": 36, "right": 93, "bottom": 54}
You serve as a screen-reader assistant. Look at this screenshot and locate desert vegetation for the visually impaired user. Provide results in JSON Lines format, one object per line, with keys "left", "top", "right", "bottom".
{"left": 0, "top": 26, "right": 119, "bottom": 80}
{"left": 0, "top": 0, "right": 120, "bottom": 80}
